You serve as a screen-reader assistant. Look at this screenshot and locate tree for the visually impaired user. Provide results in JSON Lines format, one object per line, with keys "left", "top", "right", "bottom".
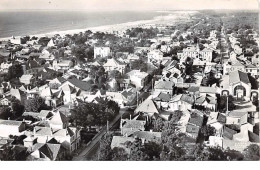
{"left": 24, "top": 96, "right": 51, "bottom": 112}
{"left": 10, "top": 97, "right": 25, "bottom": 118}
{"left": 153, "top": 117, "right": 164, "bottom": 132}
{"left": 70, "top": 99, "right": 119, "bottom": 128}
{"left": 218, "top": 95, "right": 236, "bottom": 112}
{"left": 243, "top": 144, "right": 260, "bottom": 161}
{"left": 98, "top": 132, "right": 114, "bottom": 161}
{"left": 144, "top": 141, "right": 162, "bottom": 160}
{"left": 7, "top": 64, "right": 23, "bottom": 80}
{"left": 200, "top": 125, "right": 216, "bottom": 139}
{"left": 111, "top": 147, "right": 128, "bottom": 161}
{"left": 128, "top": 138, "right": 149, "bottom": 161}
{"left": 0, "top": 106, "right": 12, "bottom": 120}
{"left": 0, "top": 144, "right": 29, "bottom": 161}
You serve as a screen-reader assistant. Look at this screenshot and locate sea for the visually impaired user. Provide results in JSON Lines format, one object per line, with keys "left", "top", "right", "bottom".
{"left": 0, "top": 10, "right": 166, "bottom": 38}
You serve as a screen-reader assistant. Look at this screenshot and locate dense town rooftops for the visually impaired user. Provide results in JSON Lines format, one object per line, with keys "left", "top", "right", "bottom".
{"left": 229, "top": 70, "right": 250, "bottom": 85}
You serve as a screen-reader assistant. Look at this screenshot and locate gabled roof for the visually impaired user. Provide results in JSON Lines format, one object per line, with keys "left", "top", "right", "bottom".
{"left": 134, "top": 98, "right": 159, "bottom": 114}
{"left": 171, "top": 94, "right": 195, "bottom": 105}
{"left": 154, "top": 80, "right": 174, "bottom": 90}
{"left": 199, "top": 87, "right": 217, "bottom": 94}
{"left": 187, "top": 86, "right": 200, "bottom": 93}
{"left": 38, "top": 143, "right": 62, "bottom": 160}
{"left": 121, "top": 119, "right": 146, "bottom": 129}
{"left": 228, "top": 111, "right": 247, "bottom": 118}
{"left": 67, "top": 78, "right": 92, "bottom": 91}
{"left": 223, "top": 126, "right": 237, "bottom": 140}
{"left": 49, "top": 111, "right": 68, "bottom": 125}
{"left": 110, "top": 136, "right": 135, "bottom": 152}
{"left": 229, "top": 70, "right": 250, "bottom": 84}
{"left": 195, "top": 94, "right": 216, "bottom": 105}
{"left": 103, "top": 58, "right": 124, "bottom": 67}
{"left": 34, "top": 126, "right": 52, "bottom": 136}
{"left": 188, "top": 113, "right": 203, "bottom": 127}
{"left": 131, "top": 131, "right": 161, "bottom": 142}
{"left": 153, "top": 92, "right": 171, "bottom": 102}
{"left": 0, "top": 119, "right": 23, "bottom": 126}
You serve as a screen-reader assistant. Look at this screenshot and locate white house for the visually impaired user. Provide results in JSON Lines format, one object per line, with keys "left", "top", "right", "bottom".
{"left": 127, "top": 70, "right": 149, "bottom": 89}
{"left": 94, "top": 46, "right": 111, "bottom": 58}
{"left": 103, "top": 58, "right": 126, "bottom": 74}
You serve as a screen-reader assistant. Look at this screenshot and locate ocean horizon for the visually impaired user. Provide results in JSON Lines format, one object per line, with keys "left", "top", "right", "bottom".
{"left": 0, "top": 10, "right": 168, "bottom": 38}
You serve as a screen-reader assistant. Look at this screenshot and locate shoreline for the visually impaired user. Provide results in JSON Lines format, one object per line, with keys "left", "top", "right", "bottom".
{"left": 0, "top": 11, "right": 198, "bottom": 41}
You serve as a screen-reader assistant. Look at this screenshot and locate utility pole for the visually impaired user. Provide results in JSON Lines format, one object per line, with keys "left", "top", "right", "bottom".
{"left": 107, "top": 120, "right": 109, "bottom": 132}
{"left": 226, "top": 95, "right": 229, "bottom": 115}
{"left": 136, "top": 91, "right": 139, "bottom": 106}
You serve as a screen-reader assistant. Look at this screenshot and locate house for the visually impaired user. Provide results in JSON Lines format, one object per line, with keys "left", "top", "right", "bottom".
{"left": 0, "top": 62, "right": 12, "bottom": 73}
{"left": 245, "top": 63, "right": 259, "bottom": 77}
{"left": 134, "top": 98, "right": 159, "bottom": 118}
{"left": 106, "top": 92, "right": 128, "bottom": 107}
{"left": 127, "top": 70, "right": 149, "bottom": 89}
{"left": 147, "top": 50, "right": 164, "bottom": 66}
{"left": 27, "top": 143, "right": 66, "bottom": 161}
{"left": 94, "top": 46, "right": 111, "bottom": 58}
{"left": 130, "top": 131, "right": 162, "bottom": 144}
{"left": 169, "top": 94, "right": 194, "bottom": 111}
{"left": 120, "top": 119, "right": 146, "bottom": 136}
{"left": 47, "top": 39, "right": 55, "bottom": 47}
{"left": 0, "top": 120, "right": 26, "bottom": 138}
{"left": 153, "top": 92, "right": 171, "bottom": 110}
{"left": 19, "top": 74, "right": 34, "bottom": 85}
{"left": 220, "top": 70, "right": 252, "bottom": 100}
{"left": 103, "top": 58, "right": 126, "bottom": 74}
{"left": 32, "top": 126, "right": 81, "bottom": 153}
{"left": 110, "top": 136, "right": 135, "bottom": 154}
{"left": 182, "top": 44, "right": 212, "bottom": 62}
{"left": 154, "top": 80, "right": 174, "bottom": 95}
{"left": 206, "top": 112, "right": 226, "bottom": 137}
{"left": 49, "top": 111, "right": 68, "bottom": 129}
{"left": 223, "top": 61, "right": 245, "bottom": 75}
{"left": 186, "top": 112, "right": 204, "bottom": 139}
{"left": 194, "top": 94, "right": 217, "bottom": 111}
{"left": 226, "top": 111, "right": 248, "bottom": 125}
{"left": 52, "top": 59, "right": 73, "bottom": 71}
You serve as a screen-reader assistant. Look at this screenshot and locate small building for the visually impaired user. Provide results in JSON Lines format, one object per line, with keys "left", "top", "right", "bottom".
{"left": 94, "top": 46, "right": 111, "bottom": 58}
{"left": 19, "top": 74, "right": 34, "bottom": 85}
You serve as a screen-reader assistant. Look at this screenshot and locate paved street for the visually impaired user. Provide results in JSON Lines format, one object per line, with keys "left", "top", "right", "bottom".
{"left": 72, "top": 108, "right": 131, "bottom": 161}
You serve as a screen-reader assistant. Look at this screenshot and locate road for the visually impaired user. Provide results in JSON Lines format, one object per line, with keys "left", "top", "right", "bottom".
{"left": 72, "top": 108, "right": 131, "bottom": 161}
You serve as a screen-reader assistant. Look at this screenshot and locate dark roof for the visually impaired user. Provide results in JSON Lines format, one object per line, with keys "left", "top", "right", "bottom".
{"left": 188, "top": 113, "right": 203, "bottom": 127}
{"left": 223, "top": 126, "right": 237, "bottom": 140}
{"left": 217, "top": 113, "right": 226, "bottom": 123}
{"left": 248, "top": 131, "right": 259, "bottom": 142}
{"left": 153, "top": 92, "right": 171, "bottom": 102}
{"left": 68, "top": 78, "right": 92, "bottom": 91}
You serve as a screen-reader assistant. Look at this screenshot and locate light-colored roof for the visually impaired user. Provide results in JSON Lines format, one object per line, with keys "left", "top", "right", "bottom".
{"left": 0, "top": 119, "right": 23, "bottom": 126}
{"left": 110, "top": 136, "right": 135, "bottom": 151}
{"left": 20, "top": 74, "right": 33, "bottom": 80}
{"left": 50, "top": 111, "right": 68, "bottom": 125}
{"left": 121, "top": 119, "right": 146, "bottom": 129}
{"left": 171, "top": 94, "right": 195, "bottom": 105}
{"left": 228, "top": 111, "right": 247, "bottom": 118}
{"left": 154, "top": 81, "right": 174, "bottom": 90}
{"left": 134, "top": 98, "right": 159, "bottom": 114}
{"left": 131, "top": 131, "right": 161, "bottom": 142}
{"left": 229, "top": 70, "right": 250, "bottom": 84}
{"left": 103, "top": 58, "right": 124, "bottom": 67}
{"left": 34, "top": 126, "right": 52, "bottom": 136}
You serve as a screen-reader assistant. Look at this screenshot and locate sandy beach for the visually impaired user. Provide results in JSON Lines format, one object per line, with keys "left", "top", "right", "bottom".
{"left": 0, "top": 11, "right": 198, "bottom": 41}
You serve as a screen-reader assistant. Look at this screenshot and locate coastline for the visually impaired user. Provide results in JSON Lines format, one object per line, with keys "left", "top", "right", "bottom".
{"left": 0, "top": 11, "right": 198, "bottom": 41}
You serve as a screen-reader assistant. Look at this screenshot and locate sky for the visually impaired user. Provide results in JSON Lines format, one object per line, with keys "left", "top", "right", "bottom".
{"left": 0, "top": 0, "right": 258, "bottom": 11}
